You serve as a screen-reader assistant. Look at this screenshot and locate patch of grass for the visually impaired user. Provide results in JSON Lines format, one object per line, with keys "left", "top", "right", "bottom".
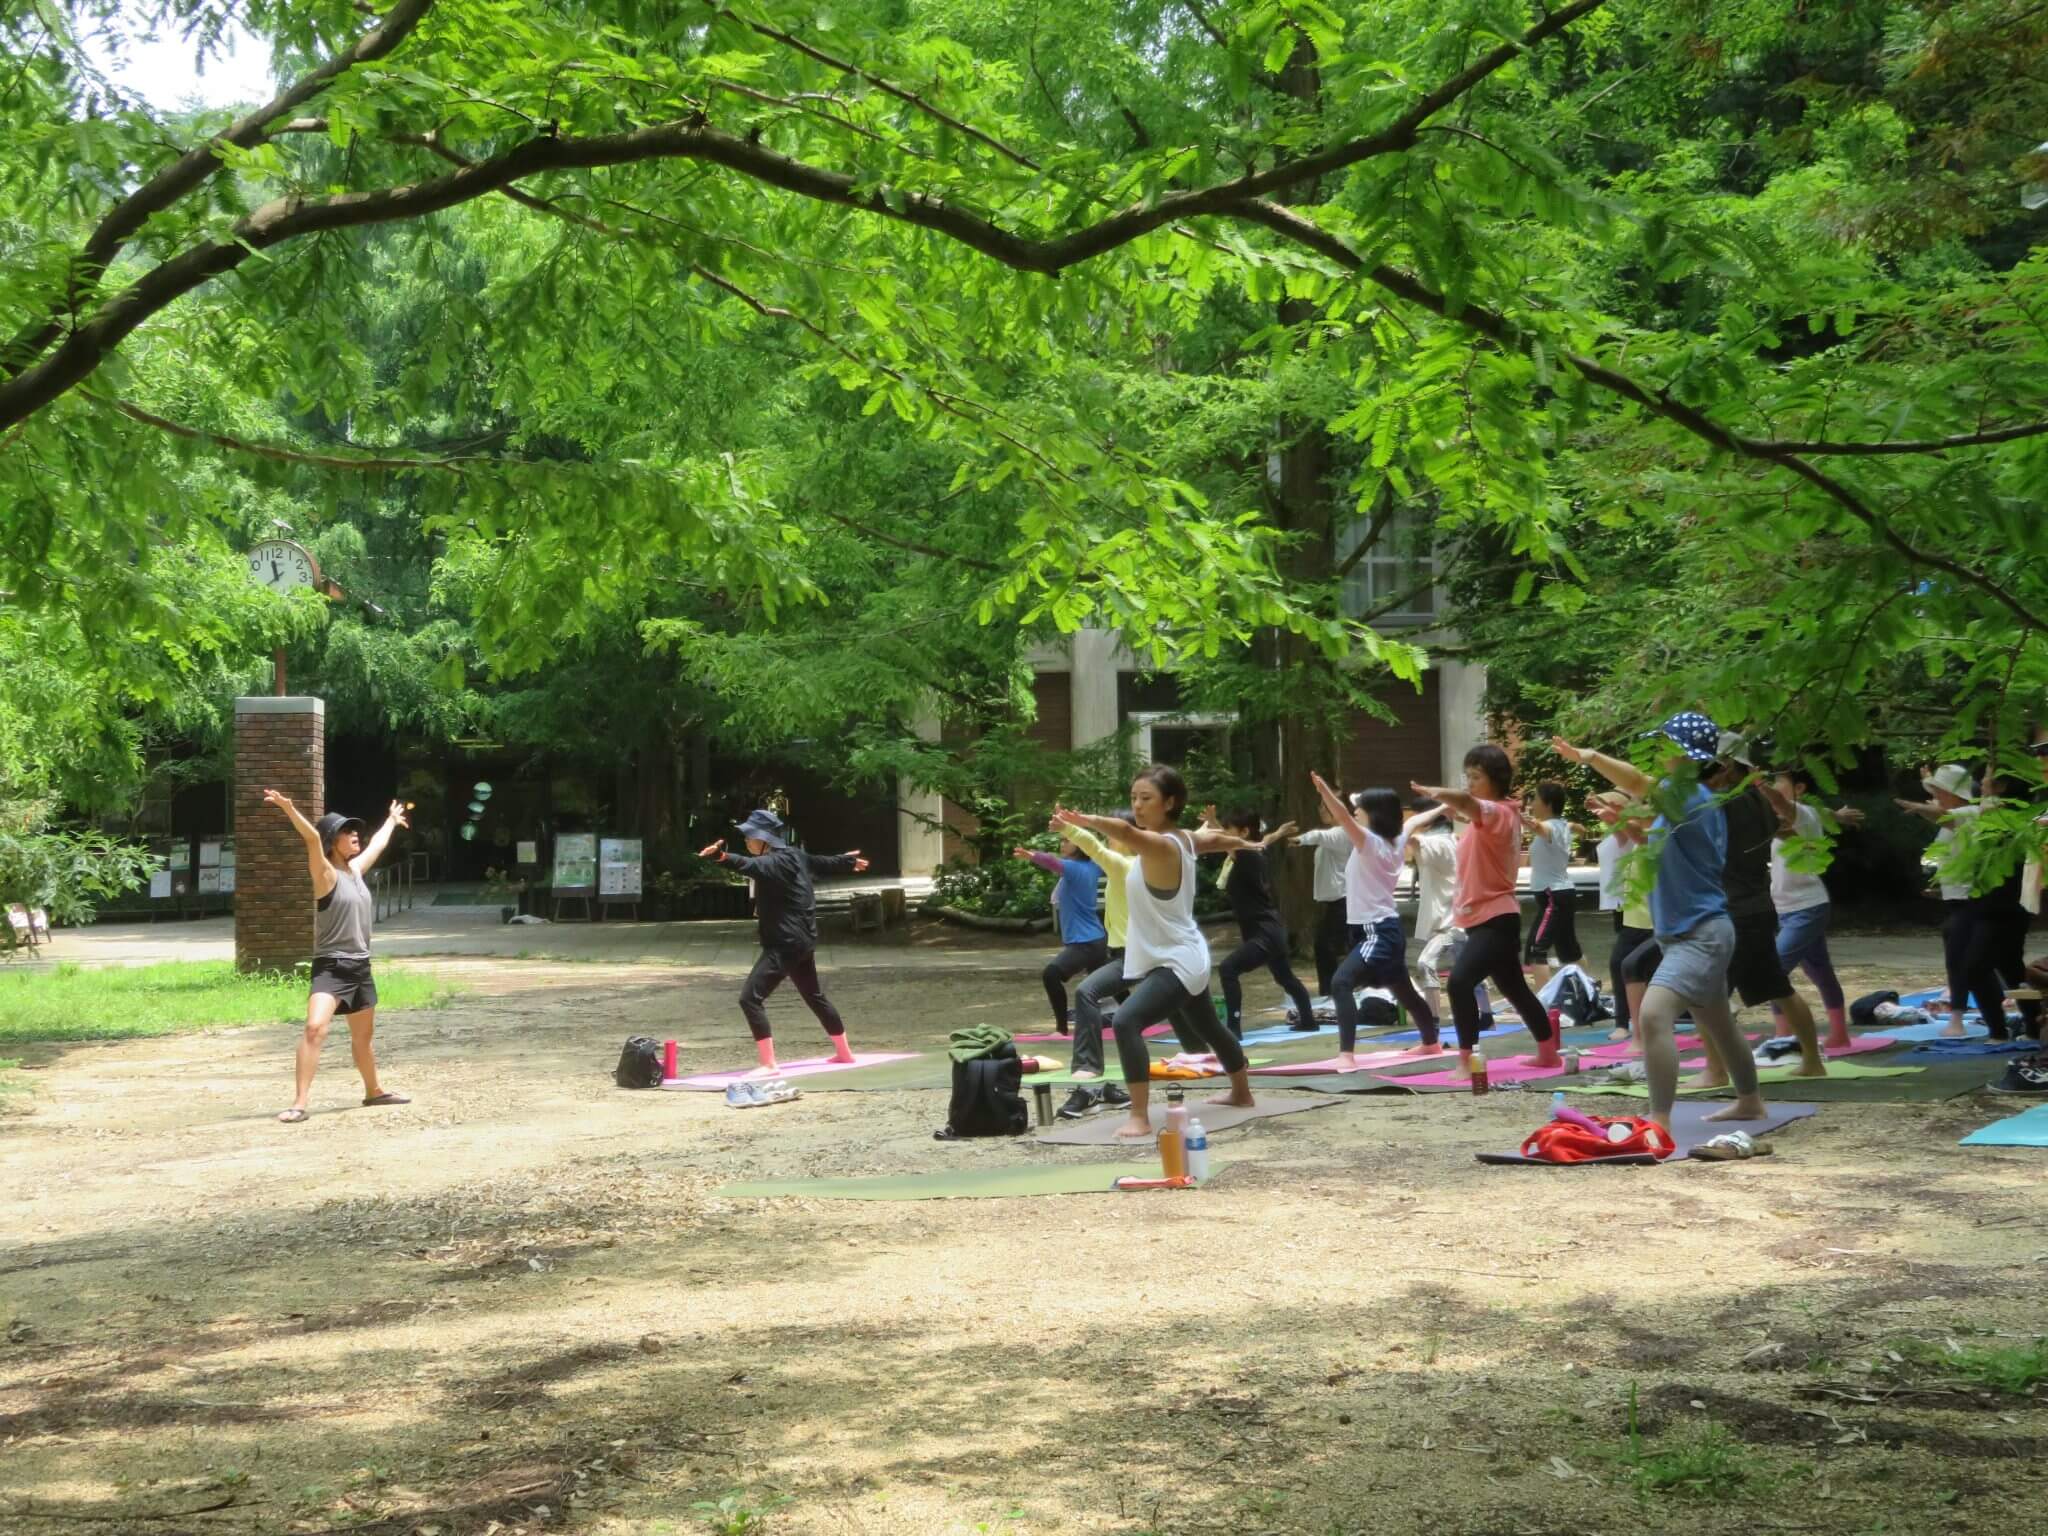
{"left": 1896, "top": 1335, "right": 2048, "bottom": 1393}
{"left": 0, "top": 960, "right": 460, "bottom": 1043}
{"left": 1607, "top": 1382, "right": 1749, "bottom": 1501}
{"left": 690, "top": 1489, "right": 790, "bottom": 1534}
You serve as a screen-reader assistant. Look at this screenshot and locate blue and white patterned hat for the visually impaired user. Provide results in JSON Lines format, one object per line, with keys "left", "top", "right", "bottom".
{"left": 1643, "top": 711, "right": 1722, "bottom": 764}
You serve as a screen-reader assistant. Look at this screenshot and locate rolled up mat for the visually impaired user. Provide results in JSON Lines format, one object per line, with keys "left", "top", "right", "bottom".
{"left": 1960, "top": 1104, "right": 2048, "bottom": 1148}
{"left": 1034, "top": 1095, "right": 1341, "bottom": 1146}
{"left": 1477, "top": 1100, "right": 1818, "bottom": 1165}
{"left": 664, "top": 1052, "right": 920, "bottom": 1090}
{"left": 716, "top": 1158, "right": 1229, "bottom": 1200}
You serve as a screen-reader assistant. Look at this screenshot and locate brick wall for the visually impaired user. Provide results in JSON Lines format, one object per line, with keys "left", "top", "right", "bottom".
{"left": 233, "top": 697, "right": 325, "bottom": 973}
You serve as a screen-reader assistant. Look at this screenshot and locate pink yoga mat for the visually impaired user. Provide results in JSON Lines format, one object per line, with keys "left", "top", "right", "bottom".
{"left": 1380, "top": 1053, "right": 1573, "bottom": 1089}
{"left": 1012, "top": 1024, "right": 1174, "bottom": 1043}
{"left": 667, "top": 1052, "right": 918, "bottom": 1089}
{"left": 1583, "top": 1032, "right": 1890, "bottom": 1065}
{"left": 1251, "top": 1047, "right": 1450, "bottom": 1076}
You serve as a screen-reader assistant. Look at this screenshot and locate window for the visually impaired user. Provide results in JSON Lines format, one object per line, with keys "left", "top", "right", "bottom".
{"left": 1127, "top": 711, "right": 1233, "bottom": 769}
{"left": 1336, "top": 507, "right": 1437, "bottom": 625}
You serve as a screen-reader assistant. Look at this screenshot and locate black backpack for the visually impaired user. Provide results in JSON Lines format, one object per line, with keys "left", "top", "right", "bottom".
{"left": 614, "top": 1036, "right": 665, "bottom": 1089}
{"left": 1850, "top": 990, "right": 1900, "bottom": 1028}
{"left": 944, "top": 1047, "right": 1028, "bottom": 1137}
{"left": 1552, "top": 969, "right": 1612, "bottom": 1026}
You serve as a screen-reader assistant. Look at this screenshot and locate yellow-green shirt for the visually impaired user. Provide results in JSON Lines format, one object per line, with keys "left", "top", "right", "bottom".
{"left": 1064, "top": 825, "right": 1131, "bottom": 948}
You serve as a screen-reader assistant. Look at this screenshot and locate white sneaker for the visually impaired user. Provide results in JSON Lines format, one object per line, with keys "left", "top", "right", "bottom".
{"left": 725, "top": 1080, "right": 763, "bottom": 1107}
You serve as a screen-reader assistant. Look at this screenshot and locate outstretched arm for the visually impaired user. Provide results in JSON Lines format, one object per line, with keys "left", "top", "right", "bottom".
{"left": 1189, "top": 827, "right": 1258, "bottom": 855}
{"left": 1260, "top": 820, "right": 1298, "bottom": 848}
{"left": 1409, "top": 781, "right": 1481, "bottom": 822}
{"left": 1060, "top": 819, "right": 1132, "bottom": 873}
{"left": 352, "top": 800, "right": 409, "bottom": 876}
{"left": 1013, "top": 846, "right": 1065, "bottom": 875}
{"left": 1893, "top": 798, "right": 1948, "bottom": 823}
{"left": 1751, "top": 777, "right": 1797, "bottom": 835}
{"left": 1552, "top": 736, "right": 1652, "bottom": 798}
{"left": 1310, "top": 771, "right": 1370, "bottom": 855}
{"left": 807, "top": 848, "right": 871, "bottom": 876}
{"left": 262, "top": 788, "right": 335, "bottom": 898}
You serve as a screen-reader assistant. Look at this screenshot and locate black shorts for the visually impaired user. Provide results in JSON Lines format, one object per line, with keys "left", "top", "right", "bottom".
{"left": 1726, "top": 911, "right": 1792, "bottom": 1007}
{"left": 311, "top": 956, "right": 378, "bottom": 1015}
{"left": 1523, "top": 888, "right": 1583, "bottom": 963}
{"left": 1622, "top": 935, "right": 1663, "bottom": 984}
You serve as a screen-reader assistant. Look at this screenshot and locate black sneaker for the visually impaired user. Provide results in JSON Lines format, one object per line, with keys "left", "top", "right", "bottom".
{"left": 1055, "top": 1086, "right": 1102, "bottom": 1120}
{"left": 1989, "top": 1057, "right": 2048, "bottom": 1095}
{"left": 1099, "top": 1083, "right": 1132, "bottom": 1108}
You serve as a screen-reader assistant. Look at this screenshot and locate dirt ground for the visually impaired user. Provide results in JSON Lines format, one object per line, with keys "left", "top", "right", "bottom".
{"left": 2, "top": 918, "right": 2045, "bottom": 1536}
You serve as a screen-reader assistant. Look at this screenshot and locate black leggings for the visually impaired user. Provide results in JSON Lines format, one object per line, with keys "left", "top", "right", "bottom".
{"left": 1608, "top": 916, "right": 1654, "bottom": 1032}
{"left": 1067, "top": 956, "right": 1133, "bottom": 1076}
{"left": 1957, "top": 904, "right": 2041, "bottom": 1038}
{"left": 1524, "top": 889, "right": 1583, "bottom": 964}
{"left": 1330, "top": 918, "right": 1438, "bottom": 1051}
{"left": 1218, "top": 923, "right": 1315, "bottom": 1035}
{"left": 739, "top": 946, "right": 844, "bottom": 1042}
{"left": 1042, "top": 939, "right": 1110, "bottom": 1030}
{"left": 1109, "top": 966, "right": 1246, "bottom": 1086}
{"left": 1312, "top": 898, "right": 1353, "bottom": 997}
{"left": 1446, "top": 912, "right": 1554, "bottom": 1051}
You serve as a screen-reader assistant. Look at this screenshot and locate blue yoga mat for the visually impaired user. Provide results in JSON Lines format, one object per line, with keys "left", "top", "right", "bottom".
{"left": 1961, "top": 1103, "right": 2048, "bottom": 1147}
{"left": 1378, "top": 1020, "right": 1519, "bottom": 1045}
{"left": 1901, "top": 1036, "right": 2034, "bottom": 1059}
{"left": 1237, "top": 1021, "right": 1339, "bottom": 1046}
{"left": 1880, "top": 1020, "right": 1989, "bottom": 1043}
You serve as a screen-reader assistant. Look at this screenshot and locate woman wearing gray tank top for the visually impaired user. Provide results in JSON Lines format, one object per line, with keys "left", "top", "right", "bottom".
{"left": 261, "top": 789, "right": 412, "bottom": 1124}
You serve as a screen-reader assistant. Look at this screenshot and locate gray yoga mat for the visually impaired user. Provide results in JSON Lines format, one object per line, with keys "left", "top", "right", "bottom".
{"left": 1034, "top": 1094, "right": 1342, "bottom": 1146}
{"left": 1474, "top": 1100, "right": 1819, "bottom": 1166}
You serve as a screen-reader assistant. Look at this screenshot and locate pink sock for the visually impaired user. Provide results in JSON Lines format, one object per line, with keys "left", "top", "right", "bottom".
{"left": 755, "top": 1038, "right": 778, "bottom": 1070}
{"left": 830, "top": 1035, "right": 856, "bottom": 1063}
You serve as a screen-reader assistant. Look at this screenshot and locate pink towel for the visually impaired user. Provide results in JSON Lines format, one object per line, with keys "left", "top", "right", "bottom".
{"left": 669, "top": 1051, "right": 919, "bottom": 1089}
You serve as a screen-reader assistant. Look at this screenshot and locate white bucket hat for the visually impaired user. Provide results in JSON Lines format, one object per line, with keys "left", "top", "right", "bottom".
{"left": 1921, "top": 763, "right": 1977, "bottom": 802}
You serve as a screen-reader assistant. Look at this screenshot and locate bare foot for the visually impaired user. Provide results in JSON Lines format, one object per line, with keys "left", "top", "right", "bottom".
{"left": 1705, "top": 1094, "right": 1769, "bottom": 1122}
{"left": 1531, "top": 1049, "right": 1564, "bottom": 1069}
{"left": 1112, "top": 1116, "right": 1156, "bottom": 1140}
{"left": 1684, "top": 1072, "right": 1730, "bottom": 1092}
{"left": 1824, "top": 1035, "right": 1854, "bottom": 1052}
{"left": 1788, "top": 1057, "right": 1829, "bottom": 1079}
{"left": 1607, "top": 1027, "right": 1632, "bottom": 1043}
{"left": 1415, "top": 1042, "right": 1445, "bottom": 1056}
{"left": 1336, "top": 1052, "right": 1358, "bottom": 1071}
{"left": 1207, "top": 1088, "right": 1255, "bottom": 1108}
{"left": 1940, "top": 1022, "right": 1967, "bottom": 1038}
{"left": 831, "top": 1046, "right": 858, "bottom": 1064}
{"left": 1071, "top": 1070, "right": 1100, "bottom": 1081}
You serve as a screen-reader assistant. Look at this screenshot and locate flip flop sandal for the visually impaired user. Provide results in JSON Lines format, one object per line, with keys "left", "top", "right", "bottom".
{"left": 277, "top": 1107, "right": 309, "bottom": 1124}
{"left": 1690, "top": 1132, "right": 1776, "bottom": 1162}
{"left": 361, "top": 1092, "right": 411, "bottom": 1107}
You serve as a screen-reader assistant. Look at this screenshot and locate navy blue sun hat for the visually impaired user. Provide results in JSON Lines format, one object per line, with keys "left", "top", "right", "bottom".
{"left": 1644, "top": 711, "right": 1722, "bottom": 764}
{"left": 314, "top": 811, "right": 368, "bottom": 855}
{"left": 734, "top": 809, "right": 787, "bottom": 846}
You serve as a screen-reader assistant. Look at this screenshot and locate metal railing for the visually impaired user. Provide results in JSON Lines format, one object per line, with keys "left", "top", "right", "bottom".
{"left": 367, "top": 858, "right": 415, "bottom": 923}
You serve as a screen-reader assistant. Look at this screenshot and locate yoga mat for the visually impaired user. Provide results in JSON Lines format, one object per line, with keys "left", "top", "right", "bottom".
{"left": 1877, "top": 1020, "right": 1989, "bottom": 1043}
{"left": 1030, "top": 1056, "right": 1274, "bottom": 1087}
{"left": 1376, "top": 1019, "right": 1519, "bottom": 1045}
{"left": 1251, "top": 1047, "right": 1449, "bottom": 1076}
{"left": 1960, "top": 1104, "right": 2048, "bottom": 1148}
{"left": 1379, "top": 1053, "right": 1574, "bottom": 1089}
{"left": 1012, "top": 1024, "right": 1174, "bottom": 1043}
{"left": 1580, "top": 1033, "right": 1764, "bottom": 1065}
{"left": 1476, "top": 1100, "right": 1818, "bottom": 1166}
{"left": 714, "top": 1159, "right": 1229, "bottom": 1200}
{"left": 1577, "top": 1060, "right": 1921, "bottom": 1100}
{"left": 1237, "top": 1020, "right": 1340, "bottom": 1046}
{"left": 664, "top": 1052, "right": 920, "bottom": 1090}
{"left": 1035, "top": 1095, "right": 1342, "bottom": 1146}
{"left": 1902, "top": 1036, "right": 2038, "bottom": 1059}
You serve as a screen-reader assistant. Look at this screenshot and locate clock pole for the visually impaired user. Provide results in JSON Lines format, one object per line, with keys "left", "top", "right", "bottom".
{"left": 274, "top": 646, "right": 286, "bottom": 696}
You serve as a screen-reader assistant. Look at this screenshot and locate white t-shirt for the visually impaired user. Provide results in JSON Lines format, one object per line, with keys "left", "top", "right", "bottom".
{"left": 1770, "top": 802, "right": 1831, "bottom": 915}
{"left": 1411, "top": 827, "right": 1457, "bottom": 939}
{"left": 1527, "top": 818, "right": 1573, "bottom": 891}
{"left": 1595, "top": 834, "right": 1626, "bottom": 911}
{"left": 1297, "top": 825, "right": 1350, "bottom": 903}
{"left": 1345, "top": 826, "right": 1409, "bottom": 925}
{"left": 1935, "top": 805, "right": 1981, "bottom": 902}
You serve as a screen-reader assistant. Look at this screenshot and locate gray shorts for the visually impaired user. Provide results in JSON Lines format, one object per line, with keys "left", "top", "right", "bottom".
{"left": 1649, "top": 914, "right": 1735, "bottom": 1005}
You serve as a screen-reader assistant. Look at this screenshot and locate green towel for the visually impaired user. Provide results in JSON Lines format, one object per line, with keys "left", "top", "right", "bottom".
{"left": 948, "top": 1024, "right": 1014, "bottom": 1063}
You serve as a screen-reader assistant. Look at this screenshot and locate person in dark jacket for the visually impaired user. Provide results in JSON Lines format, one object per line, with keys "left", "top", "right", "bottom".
{"left": 700, "top": 808, "right": 870, "bottom": 1073}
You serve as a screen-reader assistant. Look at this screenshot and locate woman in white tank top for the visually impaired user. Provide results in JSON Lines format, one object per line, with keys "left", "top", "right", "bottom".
{"left": 1055, "top": 764, "right": 1261, "bottom": 1141}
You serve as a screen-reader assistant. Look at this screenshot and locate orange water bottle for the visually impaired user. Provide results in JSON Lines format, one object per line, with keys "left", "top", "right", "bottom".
{"left": 1159, "top": 1086, "right": 1188, "bottom": 1179}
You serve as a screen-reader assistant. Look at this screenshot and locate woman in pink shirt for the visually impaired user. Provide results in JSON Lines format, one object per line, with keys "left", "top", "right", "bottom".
{"left": 1412, "top": 745, "right": 1561, "bottom": 1071}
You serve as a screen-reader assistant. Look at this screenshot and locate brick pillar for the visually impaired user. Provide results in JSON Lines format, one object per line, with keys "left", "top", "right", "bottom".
{"left": 234, "top": 697, "right": 325, "bottom": 973}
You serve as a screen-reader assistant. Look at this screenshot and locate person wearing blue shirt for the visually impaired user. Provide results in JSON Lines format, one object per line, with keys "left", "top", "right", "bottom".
{"left": 1554, "top": 712, "right": 1766, "bottom": 1134}
{"left": 1013, "top": 840, "right": 1108, "bottom": 1035}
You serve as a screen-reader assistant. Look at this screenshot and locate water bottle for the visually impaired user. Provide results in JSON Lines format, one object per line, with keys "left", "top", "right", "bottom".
{"left": 1159, "top": 1087, "right": 1188, "bottom": 1179}
{"left": 1184, "top": 1118, "right": 1209, "bottom": 1183}
{"left": 1469, "top": 1056, "right": 1489, "bottom": 1096}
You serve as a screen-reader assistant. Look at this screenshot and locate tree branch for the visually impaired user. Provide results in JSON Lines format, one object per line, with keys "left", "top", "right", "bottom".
{"left": 1747, "top": 419, "right": 2048, "bottom": 455}
{"left": 1331, "top": 480, "right": 1398, "bottom": 583}
{"left": 1231, "top": 197, "right": 2041, "bottom": 635}
{"left": 803, "top": 495, "right": 1001, "bottom": 572}
{"left": 95, "top": 393, "right": 500, "bottom": 472}
{"left": 0, "top": 0, "right": 437, "bottom": 378}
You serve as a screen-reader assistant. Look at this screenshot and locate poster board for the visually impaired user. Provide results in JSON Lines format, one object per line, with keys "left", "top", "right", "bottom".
{"left": 197, "top": 869, "right": 221, "bottom": 894}
{"left": 153, "top": 838, "right": 191, "bottom": 900}
{"left": 551, "top": 833, "right": 597, "bottom": 894}
{"left": 516, "top": 839, "right": 538, "bottom": 867}
{"left": 599, "top": 838, "right": 643, "bottom": 898}
{"left": 149, "top": 871, "right": 173, "bottom": 899}
{"left": 198, "top": 841, "right": 221, "bottom": 868}
{"left": 216, "top": 838, "right": 235, "bottom": 894}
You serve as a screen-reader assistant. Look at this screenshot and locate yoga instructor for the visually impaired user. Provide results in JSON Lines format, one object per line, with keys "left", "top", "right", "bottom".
{"left": 262, "top": 790, "right": 411, "bottom": 1124}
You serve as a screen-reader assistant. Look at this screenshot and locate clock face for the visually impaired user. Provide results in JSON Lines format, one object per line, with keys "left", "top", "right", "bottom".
{"left": 246, "top": 539, "right": 317, "bottom": 593}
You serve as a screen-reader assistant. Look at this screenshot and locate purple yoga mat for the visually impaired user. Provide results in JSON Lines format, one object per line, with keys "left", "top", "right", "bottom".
{"left": 1474, "top": 1100, "right": 1818, "bottom": 1166}
{"left": 665, "top": 1052, "right": 920, "bottom": 1090}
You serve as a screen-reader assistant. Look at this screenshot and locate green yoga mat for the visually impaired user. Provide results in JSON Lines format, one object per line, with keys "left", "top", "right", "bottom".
{"left": 1577, "top": 1060, "right": 1921, "bottom": 1101}
{"left": 715, "top": 1159, "right": 1227, "bottom": 1200}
